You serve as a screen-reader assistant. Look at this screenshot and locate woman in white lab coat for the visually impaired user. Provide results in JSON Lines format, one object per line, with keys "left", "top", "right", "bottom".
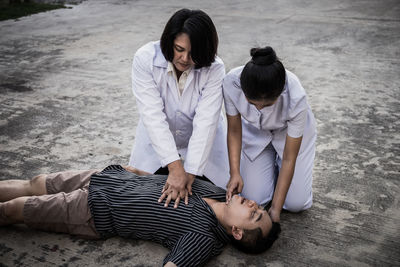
{"left": 129, "top": 9, "right": 229, "bottom": 208}
{"left": 223, "top": 46, "right": 317, "bottom": 222}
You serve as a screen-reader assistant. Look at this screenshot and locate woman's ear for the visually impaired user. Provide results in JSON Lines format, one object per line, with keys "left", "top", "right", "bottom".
{"left": 232, "top": 225, "right": 243, "bottom": 240}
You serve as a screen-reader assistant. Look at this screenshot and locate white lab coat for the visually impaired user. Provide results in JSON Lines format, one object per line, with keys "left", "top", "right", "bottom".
{"left": 129, "top": 41, "right": 229, "bottom": 189}
{"left": 223, "top": 66, "right": 317, "bottom": 209}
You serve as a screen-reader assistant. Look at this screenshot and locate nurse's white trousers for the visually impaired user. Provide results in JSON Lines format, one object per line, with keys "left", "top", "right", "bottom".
{"left": 240, "top": 139, "right": 315, "bottom": 212}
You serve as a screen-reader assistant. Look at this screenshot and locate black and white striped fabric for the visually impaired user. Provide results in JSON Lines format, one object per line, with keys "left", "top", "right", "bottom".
{"left": 88, "top": 165, "right": 230, "bottom": 266}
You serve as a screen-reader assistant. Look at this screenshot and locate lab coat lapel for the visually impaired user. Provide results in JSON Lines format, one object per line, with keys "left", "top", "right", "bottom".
{"left": 167, "top": 74, "right": 180, "bottom": 101}
{"left": 182, "top": 69, "right": 195, "bottom": 96}
{"left": 153, "top": 41, "right": 167, "bottom": 68}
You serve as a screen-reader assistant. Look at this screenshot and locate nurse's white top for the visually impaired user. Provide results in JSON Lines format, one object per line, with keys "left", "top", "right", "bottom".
{"left": 223, "top": 66, "right": 316, "bottom": 161}
{"left": 129, "top": 41, "right": 229, "bottom": 188}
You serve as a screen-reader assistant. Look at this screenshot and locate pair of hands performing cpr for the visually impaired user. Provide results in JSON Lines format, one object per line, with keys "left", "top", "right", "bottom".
{"left": 157, "top": 159, "right": 244, "bottom": 209}
{"left": 158, "top": 160, "right": 195, "bottom": 208}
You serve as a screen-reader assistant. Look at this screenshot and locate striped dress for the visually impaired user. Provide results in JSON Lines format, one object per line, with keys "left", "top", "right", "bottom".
{"left": 88, "top": 165, "right": 230, "bottom": 266}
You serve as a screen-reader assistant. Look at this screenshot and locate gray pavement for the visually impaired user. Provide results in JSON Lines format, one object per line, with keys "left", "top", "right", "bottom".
{"left": 1, "top": 0, "right": 399, "bottom": 266}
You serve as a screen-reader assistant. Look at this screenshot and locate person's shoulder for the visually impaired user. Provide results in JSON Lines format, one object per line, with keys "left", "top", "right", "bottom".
{"left": 192, "top": 179, "right": 226, "bottom": 196}
{"left": 203, "top": 55, "right": 225, "bottom": 74}
{"left": 213, "top": 55, "right": 224, "bottom": 67}
{"left": 225, "top": 66, "right": 244, "bottom": 80}
{"left": 133, "top": 41, "right": 166, "bottom": 71}
{"left": 223, "top": 66, "right": 244, "bottom": 92}
{"left": 196, "top": 56, "right": 225, "bottom": 80}
{"left": 283, "top": 69, "right": 308, "bottom": 107}
{"left": 134, "top": 41, "right": 159, "bottom": 60}
{"left": 285, "top": 69, "right": 301, "bottom": 85}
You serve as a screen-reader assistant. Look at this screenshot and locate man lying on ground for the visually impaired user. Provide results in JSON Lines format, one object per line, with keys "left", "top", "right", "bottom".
{"left": 0, "top": 165, "right": 281, "bottom": 266}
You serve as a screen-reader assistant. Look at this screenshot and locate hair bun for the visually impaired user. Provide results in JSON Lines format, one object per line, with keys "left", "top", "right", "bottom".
{"left": 250, "top": 46, "right": 276, "bottom": 65}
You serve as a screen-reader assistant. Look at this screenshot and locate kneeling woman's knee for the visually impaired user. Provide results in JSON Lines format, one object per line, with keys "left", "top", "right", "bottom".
{"left": 284, "top": 195, "right": 312, "bottom": 213}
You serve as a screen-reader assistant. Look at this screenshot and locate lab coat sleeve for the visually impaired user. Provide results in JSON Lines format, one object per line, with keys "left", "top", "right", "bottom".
{"left": 132, "top": 47, "right": 180, "bottom": 166}
{"left": 184, "top": 60, "right": 225, "bottom": 176}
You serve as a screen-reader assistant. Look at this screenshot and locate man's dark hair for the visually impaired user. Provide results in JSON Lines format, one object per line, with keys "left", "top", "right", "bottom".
{"left": 231, "top": 222, "right": 281, "bottom": 254}
{"left": 240, "top": 46, "right": 286, "bottom": 101}
{"left": 160, "top": 8, "right": 218, "bottom": 68}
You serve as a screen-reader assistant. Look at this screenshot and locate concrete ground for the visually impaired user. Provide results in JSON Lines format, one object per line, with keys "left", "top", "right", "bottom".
{"left": 0, "top": 0, "right": 399, "bottom": 266}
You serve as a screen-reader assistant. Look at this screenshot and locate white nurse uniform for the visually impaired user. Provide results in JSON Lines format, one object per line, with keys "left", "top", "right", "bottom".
{"left": 223, "top": 66, "right": 317, "bottom": 211}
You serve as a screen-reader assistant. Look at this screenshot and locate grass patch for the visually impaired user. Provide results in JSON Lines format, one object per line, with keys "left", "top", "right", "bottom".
{"left": 0, "top": 2, "right": 68, "bottom": 21}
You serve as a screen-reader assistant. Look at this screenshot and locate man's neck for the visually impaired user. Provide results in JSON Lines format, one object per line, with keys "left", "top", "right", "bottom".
{"left": 203, "top": 198, "right": 231, "bottom": 234}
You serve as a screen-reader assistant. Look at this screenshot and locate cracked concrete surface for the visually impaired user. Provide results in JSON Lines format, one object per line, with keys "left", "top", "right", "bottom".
{"left": 1, "top": 0, "right": 399, "bottom": 266}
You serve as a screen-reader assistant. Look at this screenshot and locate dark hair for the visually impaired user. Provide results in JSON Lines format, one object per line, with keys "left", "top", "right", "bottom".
{"left": 231, "top": 222, "right": 281, "bottom": 254}
{"left": 160, "top": 9, "right": 218, "bottom": 68}
{"left": 240, "top": 46, "right": 286, "bottom": 100}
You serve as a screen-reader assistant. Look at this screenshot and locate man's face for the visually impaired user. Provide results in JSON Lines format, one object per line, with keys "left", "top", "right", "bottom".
{"left": 226, "top": 195, "right": 272, "bottom": 236}
{"left": 172, "top": 33, "right": 195, "bottom": 73}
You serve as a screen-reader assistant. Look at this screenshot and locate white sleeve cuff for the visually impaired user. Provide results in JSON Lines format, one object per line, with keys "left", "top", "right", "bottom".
{"left": 160, "top": 154, "right": 181, "bottom": 168}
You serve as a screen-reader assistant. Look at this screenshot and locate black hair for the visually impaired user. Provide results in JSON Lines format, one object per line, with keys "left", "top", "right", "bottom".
{"left": 231, "top": 222, "right": 281, "bottom": 254}
{"left": 160, "top": 8, "right": 218, "bottom": 68}
{"left": 240, "top": 46, "right": 286, "bottom": 100}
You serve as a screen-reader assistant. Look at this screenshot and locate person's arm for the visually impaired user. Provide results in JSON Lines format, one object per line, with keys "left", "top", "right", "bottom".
{"left": 164, "top": 262, "right": 177, "bottom": 267}
{"left": 132, "top": 46, "right": 188, "bottom": 206}
{"left": 226, "top": 113, "right": 244, "bottom": 203}
{"left": 132, "top": 45, "right": 181, "bottom": 170}
{"left": 268, "top": 71, "right": 309, "bottom": 222}
{"left": 162, "top": 232, "right": 216, "bottom": 267}
{"left": 269, "top": 134, "right": 302, "bottom": 222}
{"left": 123, "top": 166, "right": 152, "bottom": 175}
{"left": 183, "top": 60, "right": 225, "bottom": 190}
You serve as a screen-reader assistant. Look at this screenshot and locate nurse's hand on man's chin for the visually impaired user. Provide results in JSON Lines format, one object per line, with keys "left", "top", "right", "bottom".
{"left": 268, "top": 207, "right": 281, "bottom": 223}
{"left": 226, "top": 174, "right": 244, "bottom": 204}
